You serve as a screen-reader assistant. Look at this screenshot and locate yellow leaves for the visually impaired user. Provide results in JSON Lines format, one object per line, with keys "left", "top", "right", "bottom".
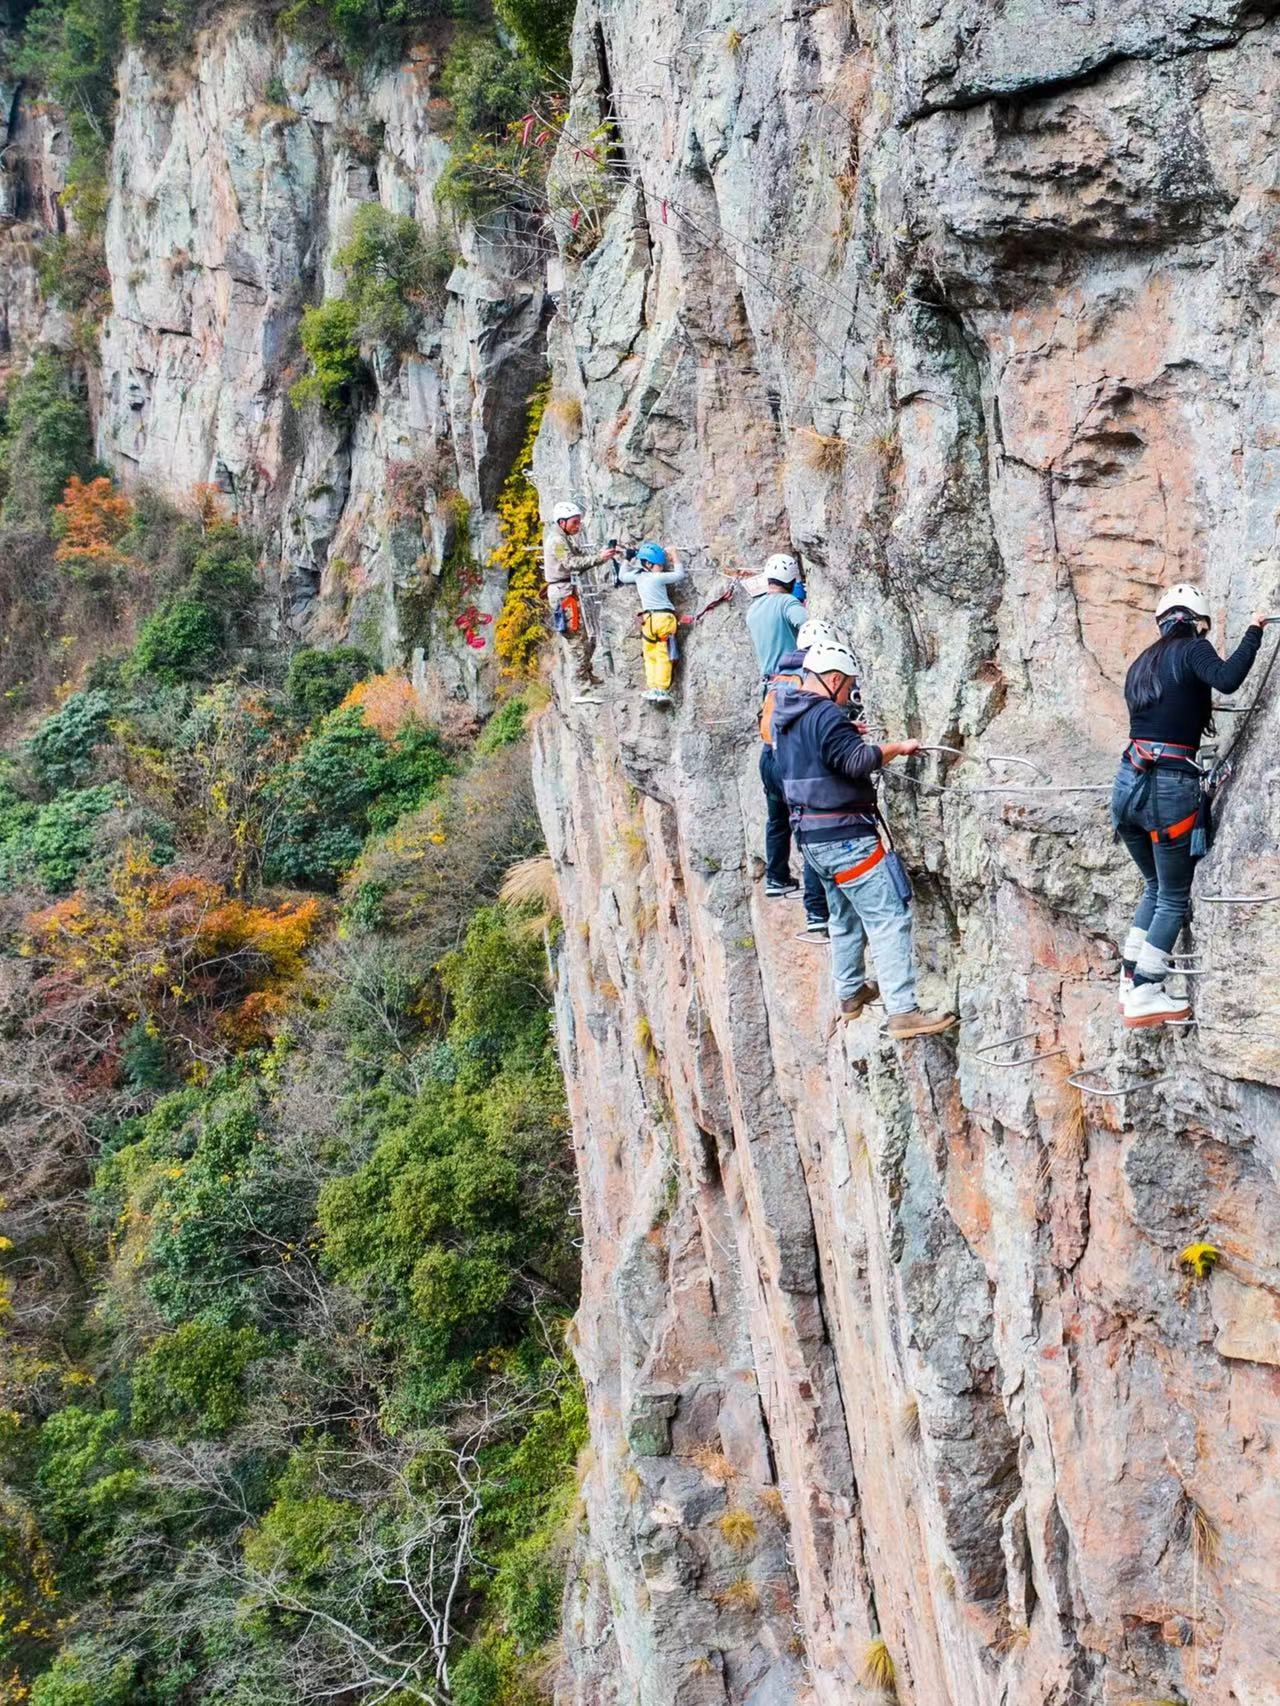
{"left": 492, "top": 387, "right": 550, "bottom": 680}
{"left": 24, "top": 844, "right": 326, "bottom": 1058}
{"left": 1178, "top": 1242, "right": 1221, "bottom": 1280}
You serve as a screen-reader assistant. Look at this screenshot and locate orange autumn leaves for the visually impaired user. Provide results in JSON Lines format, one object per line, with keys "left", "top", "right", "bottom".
{"left": 338, "top": 670, "right": 424, "bottom": 736}
{"left": 25, "top": 845, "right": 323, "bottom": 1053}
{"left": 52, "top": 476, "right": 133, "bottom": 574}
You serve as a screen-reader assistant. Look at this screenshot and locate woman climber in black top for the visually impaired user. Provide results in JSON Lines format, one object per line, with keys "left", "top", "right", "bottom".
{"left": 1112, "top": 583, "right": 1266, "bottom": 1029}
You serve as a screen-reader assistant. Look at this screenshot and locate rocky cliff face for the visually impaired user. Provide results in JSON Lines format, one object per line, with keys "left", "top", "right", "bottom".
{"left": 8, "top": 1, "right": 1280, "bottom": 1701}
{"left": 529, "top": 3, "right": 1280, "bottom": 1703}
{"left": 93, "top": 13, "right": 547, "bottom": 685}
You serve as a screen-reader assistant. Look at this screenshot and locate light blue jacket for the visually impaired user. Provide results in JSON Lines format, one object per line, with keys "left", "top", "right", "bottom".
{"left": 746, "top": 591, "right": 806, "bottom": 676}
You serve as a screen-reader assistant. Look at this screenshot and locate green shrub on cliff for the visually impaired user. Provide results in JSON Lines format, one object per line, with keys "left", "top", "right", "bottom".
{"left": 290, "top": 299, "right": 365, "bottom": 414}
{"left": 0, "top": 352, "right": 98, "bottom": 529}
{"left": 335, "top": 203, "right": 451, "bottom": 345}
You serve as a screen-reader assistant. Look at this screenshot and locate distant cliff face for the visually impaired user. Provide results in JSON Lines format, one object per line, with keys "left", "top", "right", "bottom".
{"left": 89, "top": 14, "right": 547, "bottom": 684}
{"left": 6, "top": 1, "right": 1280, "bottom": 1700}
{"left": 529, "top": 2, "right": 1280, "bottom": 1703}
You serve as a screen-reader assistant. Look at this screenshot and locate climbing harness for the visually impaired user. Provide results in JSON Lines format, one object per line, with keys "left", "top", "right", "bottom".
{"left": 1114, "top": 738, "right": 1213, "bottom": 855}
{"left": 965, "top": 1030, "right": 1068, "bottom": 1070}
{"left": 832, "top": 842, "right": 885, "bottom": 886}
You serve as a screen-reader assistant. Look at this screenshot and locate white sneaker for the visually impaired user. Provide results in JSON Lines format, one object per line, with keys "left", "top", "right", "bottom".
{"left": 1122, "top": 981, "right": 1191, "bottom": 1029}
{"left": 643, "top": 690, "right": 673, "bottom": 705}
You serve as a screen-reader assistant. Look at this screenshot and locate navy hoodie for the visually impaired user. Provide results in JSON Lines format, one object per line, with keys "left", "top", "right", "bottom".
{"left": 771, "top": 683, "right": 882, "bottom": 844}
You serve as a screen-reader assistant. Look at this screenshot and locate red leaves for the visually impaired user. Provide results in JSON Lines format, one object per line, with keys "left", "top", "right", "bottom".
{"left": 454, "top": 604, "right": 492, "bottom": 649}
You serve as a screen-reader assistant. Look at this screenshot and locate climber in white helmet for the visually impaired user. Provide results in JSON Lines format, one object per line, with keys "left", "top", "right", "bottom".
{"left": 770, "top": 640, "right": 956, "bottom": 1037}
{"left": 727, "top": 550, "right": 807, "bottom": 680}
{"left": 755, "top": 612, "right": 845, "bottom": 931}
{"left": 1112, "top": 583, "right": 1270, "bottom": 1028}
{"left": 542, "top": 499, "right": 620, "bottom": 639}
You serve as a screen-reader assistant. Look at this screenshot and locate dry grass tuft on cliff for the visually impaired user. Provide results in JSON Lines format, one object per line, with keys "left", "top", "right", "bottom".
{"left": 500, "top": 854, "right": 560, "bottom": 915}
{"left": 759, "top": 1486, "right": 786, "bottom": 1518}
{"left": 634, "top": 1015, "right": 661, "bottom": 1076}
{"left": 714, "top": 1576, "right": 759, "bottom": 1612}
{"left": 546, "top": 392, "right": 583, "bottom": 440}
{"left": 897, "top": 1396, "right": 922, "bottom": 1446}
{"left": 1190, "top": 1497, "right": 1222, "bottom": 1569}
{"left": 861, "top": 1637, "right": 897, "bottom": 1696}
{"left": 716, "top": 1507, "right": 757, "bottom": 1550}
{"left": 797, "top": 426, "right": 847, "bottom": 477}
{"left": 690, "top": 1444, "right": 738, "bottom": 1483}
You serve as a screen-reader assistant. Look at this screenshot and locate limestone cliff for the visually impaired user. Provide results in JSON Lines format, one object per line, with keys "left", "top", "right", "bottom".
{"left": 6, "top": 2, "right": 1280, "bottom": 1702}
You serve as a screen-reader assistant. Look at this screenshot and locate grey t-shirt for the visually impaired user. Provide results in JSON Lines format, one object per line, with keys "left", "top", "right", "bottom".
{"left": 618, "top": 562, "right": 687, "bottom": 613}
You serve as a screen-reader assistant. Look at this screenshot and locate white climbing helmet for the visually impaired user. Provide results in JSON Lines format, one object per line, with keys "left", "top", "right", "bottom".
{"left": 1155, "top": 583, "right": 1210, "bottom": 627}
{"left": 764, "top": 552, "right": 800, "bottom": 585}
{"left": 552, "top": 500, "right": 584, "bottom": 524}
{"left": 805, "top": 640, "right": 860, "bottom": 680}
{"left": 796, "top": 617, "right": 843, "bottom": 652}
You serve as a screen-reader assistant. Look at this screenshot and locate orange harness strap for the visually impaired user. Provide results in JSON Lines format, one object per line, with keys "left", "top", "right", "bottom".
{"left": 1152, "top": 810, "right": 1198, "bottom": 846}
{"left": 833, "top": 843, "right": 885, "bottom": 886}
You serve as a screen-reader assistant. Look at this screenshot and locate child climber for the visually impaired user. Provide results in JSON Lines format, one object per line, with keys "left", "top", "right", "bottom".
{"left": 618, "top": 542, "right": 686, "bottom": 705}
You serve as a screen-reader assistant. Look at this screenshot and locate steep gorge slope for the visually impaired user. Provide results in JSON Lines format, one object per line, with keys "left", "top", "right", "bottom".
{"left": 4, "top": 2, "right": 1280, "bottom": 1703}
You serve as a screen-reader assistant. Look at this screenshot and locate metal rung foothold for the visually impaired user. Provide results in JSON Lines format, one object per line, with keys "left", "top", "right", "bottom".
{"left": 1067, "top": 1068, "right": 1178, "bottom": 1099}
{"left": 917, "top": 744, "right": 972, "bottom": 762}
{"left": 965, "top": 1029, "right": 1069, "bottom": 1069}
{"left": 982, "top": 752, "right": 1053, "bottom": 782}
{"left": 1198, "top": 893, "right": 1280, "bottom": 905}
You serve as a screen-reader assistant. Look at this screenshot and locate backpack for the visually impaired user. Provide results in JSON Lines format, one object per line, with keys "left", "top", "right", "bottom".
{"left": 758, "top": 671, "right": 804, "bottom": 745}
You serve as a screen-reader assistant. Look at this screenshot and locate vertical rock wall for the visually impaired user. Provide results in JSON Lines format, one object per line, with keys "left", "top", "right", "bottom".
{"left": 531, "top": 3, "right": 1280, "bottom": 1703}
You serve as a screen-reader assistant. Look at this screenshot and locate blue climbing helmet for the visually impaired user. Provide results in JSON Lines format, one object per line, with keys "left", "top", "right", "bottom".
{"left": 636, "top": 541, "right": 668, "bottom": 567}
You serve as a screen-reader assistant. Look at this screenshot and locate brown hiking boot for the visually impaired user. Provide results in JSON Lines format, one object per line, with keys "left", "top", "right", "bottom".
{"left": 887, "top": 1009, "right": 957, "bottom": 1040}
{"left": 839, "top": 983, "right": 880, "bottom": 1020}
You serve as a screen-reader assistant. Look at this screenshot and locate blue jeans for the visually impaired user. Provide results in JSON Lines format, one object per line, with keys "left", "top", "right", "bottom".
{"left": 760, "top": 747, "right": 828, "bottom": 922}
{"left": 802, "top": 835, "right": 915, "bottom": 1012}
{"left": 1111, "top": 758, "right": 1199, "bottom": 962}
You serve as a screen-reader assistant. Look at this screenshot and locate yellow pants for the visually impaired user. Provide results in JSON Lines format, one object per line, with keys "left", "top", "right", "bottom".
{"left": 640, "top": 611, "right": 677, "bottom": 690}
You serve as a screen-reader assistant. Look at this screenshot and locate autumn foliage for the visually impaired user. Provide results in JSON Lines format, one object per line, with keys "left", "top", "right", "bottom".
{"left": 24, "top": 844, "right": 323, "bottom": 1058}
{"left": 52, "top": 476, "right": 133, "bottom": 573}
{"left": 339, "top": 670, "right": 423, "bottom": 737}
{"left": 492, "top": 390, "right": 549, "bottom": 680}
